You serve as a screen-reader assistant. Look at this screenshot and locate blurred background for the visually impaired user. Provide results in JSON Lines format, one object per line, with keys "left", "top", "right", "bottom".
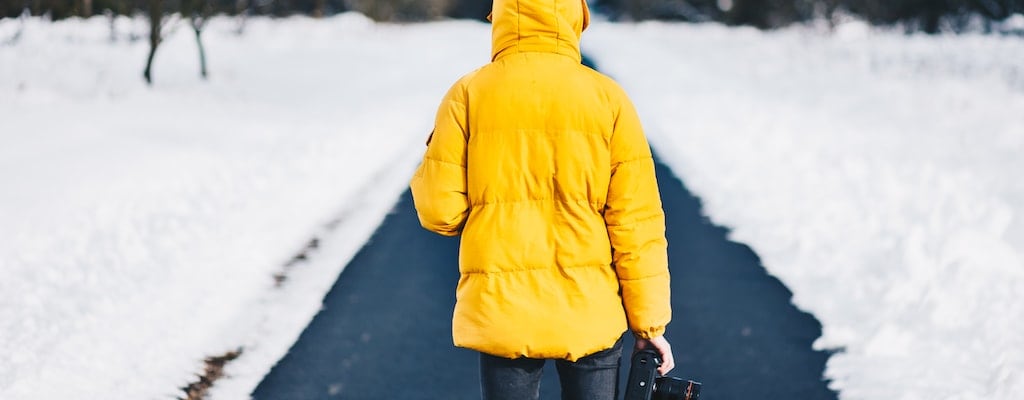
{"left": 3, "top": 0, "right": 1024, "bottom": 29}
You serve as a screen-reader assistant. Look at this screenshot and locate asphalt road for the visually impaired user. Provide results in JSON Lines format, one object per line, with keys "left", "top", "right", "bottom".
{"left": 251, "top": 156, "right": 838, "bottom": 400}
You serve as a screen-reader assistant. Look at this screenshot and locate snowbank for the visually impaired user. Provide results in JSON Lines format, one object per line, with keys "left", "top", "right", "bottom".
{"left": 586, "top": 21, "right": 1024, "bottom": 400}
{"left": 0, "top": 14, "right": 489, "bottom": 399}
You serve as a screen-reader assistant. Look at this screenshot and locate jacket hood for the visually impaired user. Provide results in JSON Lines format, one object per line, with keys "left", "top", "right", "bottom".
{"left": 489, "top": 0, "right": 591, "bottom": 62}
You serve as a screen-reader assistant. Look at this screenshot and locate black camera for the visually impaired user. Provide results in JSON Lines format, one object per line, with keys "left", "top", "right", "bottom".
{"left": 624, "top": 349, "right": 701, "bottom": 400}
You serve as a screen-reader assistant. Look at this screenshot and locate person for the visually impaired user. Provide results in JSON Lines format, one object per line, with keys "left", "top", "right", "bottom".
{"left": 410, "top": 0, "right": 672, "bottom": 399}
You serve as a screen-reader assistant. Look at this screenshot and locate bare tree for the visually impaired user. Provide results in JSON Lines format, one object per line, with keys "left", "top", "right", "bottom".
{"left": 183, "top": 0, "right": 212, "bottom": 79}
{"left": 234, "top": 0, "right": 249, "bottom": 35}
{"left": 3, "top": 7, "right": 29, "bottom": 46}
{"left": 344, "top": 0, "right": 455, "bottom": 21}
{"left": 143, "top": 0, "right": 162, "bottom": 85}
{"left": 313, "top": 0, "right": 325, "bottom": 18}
{"left": 76, "top": 0, "right": 92, "bottom": 17}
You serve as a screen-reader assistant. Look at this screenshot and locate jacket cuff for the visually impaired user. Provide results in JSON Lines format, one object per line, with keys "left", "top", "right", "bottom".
{"left": 632, "top": 326, "right": 666, "bottom": 340}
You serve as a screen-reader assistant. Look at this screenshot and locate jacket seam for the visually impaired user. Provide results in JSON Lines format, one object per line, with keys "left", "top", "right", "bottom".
{"left": 605, "top": 213, "right": 662, "bottom": 227}
{"left": 445, "top": 98, "right": 469, "bottom": 135}
{"left": 469, "top": 198, "right": 603, "bottom": 207}
{"left": 461, "top": 263, "right": 608, "bottom": 275}
{"left": 460, "top": 68, "right": 484, "bottom": 91}
{"left": 611, "top": 155, "right": 652, "bottom": 168}
{"left": 553, "top": 0, "right": 559, "bottom": 54}
{"left": 516, "top": 0, "right": 521, "bottom": 53}
{"left": 423, "top": 155, "right": 466, "bottom": 169}
{"left": 481, "top": 126, "right": 605, "bottom": 139}
{"left": 618, "top": 270, "right": 669, "bottom": 282}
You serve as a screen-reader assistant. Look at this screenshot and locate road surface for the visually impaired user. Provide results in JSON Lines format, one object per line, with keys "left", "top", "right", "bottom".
{"left": 252, "top": 156, "right": 838, "bottom": 400}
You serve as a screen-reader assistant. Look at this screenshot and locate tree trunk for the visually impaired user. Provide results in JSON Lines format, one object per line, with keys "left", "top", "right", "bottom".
{"left": 314, "top": 0, "right": 325, "bottom": 18}
{"left": 923, "top": 6, "right": 941, "bottom": 33}
{"left": 234, "top": 0, "right": 249, "bottom": 35}
{"left": 184, "top": 0, "right": 210, "bottom": 80}
{"left": 106, "top": 9, "right": 116, "bottom": 42}
{"left": 143, "top": 0, "right": 161, "bottom": 85}
{"left": 193, "top": 23, "right": 208, "bottom": 79}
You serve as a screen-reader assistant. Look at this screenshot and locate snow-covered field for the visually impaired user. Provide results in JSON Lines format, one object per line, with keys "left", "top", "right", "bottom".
{"left": 0, "top": 14, "right": 488, "bottom": 400}
{"left": 588, "top": 20, "right": 1024, "bottom": 400}
{"left": 2, "top": 12, "right": 1022, "bottom": 400}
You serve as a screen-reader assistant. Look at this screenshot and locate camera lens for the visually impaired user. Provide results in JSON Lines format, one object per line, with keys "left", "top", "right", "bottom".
{"left": 652, "top": 376, "right": 701, "bottom": 400}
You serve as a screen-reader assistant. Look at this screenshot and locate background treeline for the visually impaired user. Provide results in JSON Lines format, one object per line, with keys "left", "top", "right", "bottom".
{"left": 2, "top": 0, "right": 1022, "bottom": 32}
{"left": 0, "top": 0, "right": 490, "bottom": 21}
{"left": 605, "top": 0, "right": 1024, "bottom": 33}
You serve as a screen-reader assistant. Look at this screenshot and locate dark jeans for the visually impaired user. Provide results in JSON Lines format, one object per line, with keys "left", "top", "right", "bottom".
{"left": 479, "top": 337, "right": 623, "bottom": 400}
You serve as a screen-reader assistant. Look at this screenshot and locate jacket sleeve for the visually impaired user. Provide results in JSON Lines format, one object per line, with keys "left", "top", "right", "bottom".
{"left": 605, "top": 90, "right": 671, "bottom": 339}
{"left": 410, "top": 80, "right": 470, "bottom": 236}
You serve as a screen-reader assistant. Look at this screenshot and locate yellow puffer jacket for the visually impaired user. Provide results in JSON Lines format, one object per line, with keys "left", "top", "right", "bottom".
{"left": 410, "top": 0, "right": 670, "bottom": 361}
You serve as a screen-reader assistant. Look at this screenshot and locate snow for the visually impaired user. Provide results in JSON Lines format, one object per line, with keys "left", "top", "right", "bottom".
{"left": 2, "top": 13, "right": 1022, "bottom": 400}
{"left": 0, "top": 14, "right": 489, "bottom": 400}
{"left": 1001, "top": 14, "right": 1024, "bottom": 33}
{"left": 585, "top": 21, "right": 1024, "bottom": 400}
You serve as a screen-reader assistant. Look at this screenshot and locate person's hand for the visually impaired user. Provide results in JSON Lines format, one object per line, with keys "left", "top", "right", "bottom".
{"left": 634, "top": 335, "right": 674, "bottom": 375}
